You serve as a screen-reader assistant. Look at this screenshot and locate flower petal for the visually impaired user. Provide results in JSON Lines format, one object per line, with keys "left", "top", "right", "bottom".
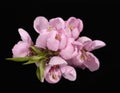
{"left": 12, "top": 41, "right": 30, "bottom": 57}
{"left": 60, "top": 65, "right": 76, "bottom": 81}
{"left": 47, "top": 31, "right": 59, "bottom": 51}
{"left": 35, "top": 31, "right": 49, "bottom": 49}
{"left": 69, "top": 51, "right": 84, "bottom": 67}
{"left": 77, "top": 36, "right": 92, "bottom": 44}
{"left": 44, "top": 64, "right": 51, "bottom": 77}
{"left": 59, "top": 34, "right": 67, "bottom": 49}
{"left": 60, "top": 44, "right": 74, "bottom": 60}
{"left": 18, "top": 28, "right": 32, "bottom": 44}
{"left": 72, "top": 41, "right": 83, "bottom": 50}
{"left": 66, "top": 17, "right": 83, "bottom": 32}
{"left": 84, "top": 40, "right": 106, "bottom": 51}
{"left": 66, "top": 17, "right": 77, "bottom": 27}
{"left": 49, "top": 17, "right": 65, "bottom": 30}
{"left": 83, "top": 52, "right": 100, "bottom": 72}
{"left": 45, "top": 68, "right": 62, "bottom": 84}
{"left": 33, "top": 16, "right": 49, "bottom": 33}
{"left": 49, "top": 56, "right": 67, "bottom": 66}
{"left": 71, "top": 28, "right": 80, "bottom": 39}
{"left": 64, "top": 28, "right": 72, "bottom": 38}
{"left": 66, "top": 17, "right": 83, "bottom": 39}
{"left": 71, "top": 47, "right": 78, "bottom": 58}
{"left": 77, "top": 18, "right": 83, "bottom": 33}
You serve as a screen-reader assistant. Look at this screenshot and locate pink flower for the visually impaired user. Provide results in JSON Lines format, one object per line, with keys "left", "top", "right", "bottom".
{"left": 65, "top": 17, "right": 83, "bottom": 39}
{"left": 60, "top": 38, "right": 82, "bottom": 60}
{"left": 34, "top": 16, "right": 67, "bottom": 51}
{"left": 44, "top": 56, "right": 76, "bottom": 84}
{"left": 36, "top": 30, "right": 67, "bottom": 51}
{"left": 49, "top": 17, "right": 65, "bottom": 32}
{"left": 34, "top": 16, "right": 65, "bottom": 34}
{"left": 33, "top": 16, "right": 49, "bottom": 34}
{"left": 35, "top": 30, "right": 49, "bottom": 49}
{"left": 7, "top": 16, "right": 106, "bottom": 84}
{"left": 69, "top": 36, "right": 106, "bottom": 72}
{"left": 47, "top": 31, "right": 67, "bottom": 51}
{"left": 12, "top": 28, "right": 33, "bottom": 57}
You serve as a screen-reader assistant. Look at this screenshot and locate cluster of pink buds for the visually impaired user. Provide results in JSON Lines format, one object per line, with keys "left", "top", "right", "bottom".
{"left": 6, "top": 16, "right": 106, "bottom": 84}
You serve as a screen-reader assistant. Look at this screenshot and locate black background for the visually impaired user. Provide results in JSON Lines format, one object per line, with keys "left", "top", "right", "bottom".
{"left": 0, "top": 3, "right": 120, "bottom": 92}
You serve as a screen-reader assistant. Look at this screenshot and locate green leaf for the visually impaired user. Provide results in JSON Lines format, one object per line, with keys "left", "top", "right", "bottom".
{"left": 23, "top": 60, "right": 38, "bottom": 65}
{"left": 36, "top": 67, "right": 40, "bottom": 81}
{"left": 6, "top": 57, "right": 30, "bottom": 62}
{"left": 36, "top": 60, "right": 46, "bottom": 82}
{"left": 23, "top": 56, "right": 44, "bottom": 65}
{"left": 30, "top": 46, "right": 42, "bottom": 55}
{"left": 31, "top": 56, "right": 43, "bottom": 61}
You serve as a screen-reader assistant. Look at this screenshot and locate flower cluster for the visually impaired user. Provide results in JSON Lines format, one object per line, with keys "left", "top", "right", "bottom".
{"left": 6, "top": 16, "right": 106, "bottom": 84}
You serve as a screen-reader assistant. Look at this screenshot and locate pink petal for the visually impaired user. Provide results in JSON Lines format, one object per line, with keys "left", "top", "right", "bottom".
{"left": 47, "top": 31, "right": 59, "bottom": 51}
{"left": 72, "top": 41, "right": 83, "bottom": 50}
{"left": 18, "top": 28, "right": 32, "bottom": 44}
{"left": 60, "top": 39, "right": 74, "bottom": 60}
{"left": 77, "top": 18, "right": 83, "bottom": 33}
{"left": 70, "top": 51, "right": 84, "bottom": 67}
{"left": 44, "top": 64, "right": 51, "bottom": 77}
{"left": 84, "top": 40, "right": 106, "bottom": 51}
{"left": 64, "top": 28, "right": 72, "bottom": 38}
{"left": 77, "top": 36, "right": 92, "bottom": 44}
{"left": 79, "top": 64, "right": 86, "bottom": 70}
{"left": 83, "top": 52, "right": 100, "bottom": 72}
{"left": 35, "top": 31, "right": 49, "bottom": 49}
{"left": 12, "top": 41, "right": 30, "bottom": 57}
{"left": 33, "top": 16, "right": 49, "bottom": 33}
{"left": 49, "top": 56, "right": 67, "bottom": 66}
{"left": 45, "top": 66, "right": 62, "bottom": 84}
{"left": 66, "top": 17, "right": 77, "bottom": 27}
{"left": 49, "top": 17, "right": 65, "bottom": 30}
{"left": 71, "top": 47, "right": 78, "bottom": 58}
{"left": 71, "top": 28, "right": 80, "bottom": 39}
{"left": 60, "top": 43, "right": 74, "bottom": 60}
{"left": 45, "top": 70, "right": 61, "bottom": 84}
{"left": 66, "top": 17, "right": 83, "bottom": 33}
{"left": 59, "top": 34, "right": 67, "bottom": 49}
{"left": 60, "top": 65, "right": 76, "bottom": 81}
{"left": 68, "top": 58, "right": 86, "bottom": 70}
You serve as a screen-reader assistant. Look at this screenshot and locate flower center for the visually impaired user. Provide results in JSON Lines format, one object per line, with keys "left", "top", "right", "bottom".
{"left": 52, "top": 74, "right": 58, "bottom": 80}
{"left": 55, "top": 34, "right": 61, "bottom": 40}
{"left": 48, "top": 27, "right": 53, "bottom": 31}
{"left": 51, "top": 65, "right": 59, "bottom": 71}
{"left": 69, "top": 25, "right": 74, "bottom": 31}
{"left": 50, "top": 65, "right": 61, "bottom": 80}
{"left": 80, "top": 49, "right": 88, "bottom": 61}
